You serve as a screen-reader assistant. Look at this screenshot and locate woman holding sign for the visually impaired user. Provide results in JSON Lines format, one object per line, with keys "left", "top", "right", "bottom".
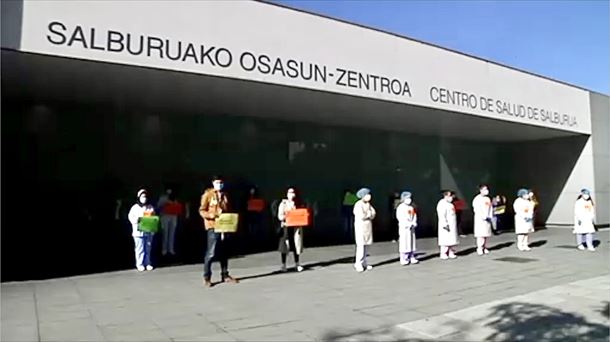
{"left": 277, "top": 187, "right": 305, "bottom": 272}
{"left": 128, "top": 189, "right": 157, "bottom": 272}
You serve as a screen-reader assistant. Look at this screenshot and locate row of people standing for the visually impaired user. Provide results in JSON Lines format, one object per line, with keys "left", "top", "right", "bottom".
{"left": 126, "top": 178, "right": 598, "bottom": 284}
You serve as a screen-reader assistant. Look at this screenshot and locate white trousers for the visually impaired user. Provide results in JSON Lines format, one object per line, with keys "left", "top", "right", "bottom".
{"left": 161, "top": 215, "right": 178, "bottom": 255}
{"left": 133, "top": 235, "right": 153, "bottom": 268}
{"left": 354, "top": 244, "right": 370, "bottom": 268}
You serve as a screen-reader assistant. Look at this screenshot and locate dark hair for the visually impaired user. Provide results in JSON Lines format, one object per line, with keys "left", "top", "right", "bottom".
{"left": 478, "top": 184, "right": 488, "bottom": 190}
{"left": 212, "top": 175, "right": 223, "bottom": 182}
{"left": 441, "top": 190, "right": 453, "bottom": 197}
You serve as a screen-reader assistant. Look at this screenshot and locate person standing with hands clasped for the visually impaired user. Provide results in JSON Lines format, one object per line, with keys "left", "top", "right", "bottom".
{"left": 128, "top": 189, "right": 156, "bottom": 272}
{"left": 437, "top": 190, "right": 459, "bottom": 260}
{"left": 353, "top": 188, "right": 376, "bottom": 272}
{"left": 199, "top": 176, "right": 238, "bottom": 287}
{"left": 514, "top": 188, "right": 534, "bottom": 251}
{"left": 473, "top": 184, "right": 493, "bottom": 255}
{"left": 574, "top": 188, "right": 596, "bottom": 251}
{"left": 277, "top": 187, "right": 305, "bottom": 272}
{"left": 396, "top": 191, "right": 418, "bottom": 265}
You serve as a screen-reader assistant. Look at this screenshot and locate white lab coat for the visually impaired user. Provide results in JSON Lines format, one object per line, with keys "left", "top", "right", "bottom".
{"left": 472, "top": 194, "right": 492, "bottom": 238}
{"left": 277, "top": 199, "right": 303, "bottom": 254}
{"left": 513, "top": 198, "right": 534, "bottom": 234}
{"left": 437, "top": 200, "right": 458, "bottom": 246}
{"left": 574, "top": 198, "right": 596, "bottom": 234}
{"left": 396, "top": 203, "right": 417, "bottom": 253}
{"left": 128, "top": 203, "right": 155, "bottom": 237}
{"left": 353, "top": 200, "right": 376, "bottom": 246}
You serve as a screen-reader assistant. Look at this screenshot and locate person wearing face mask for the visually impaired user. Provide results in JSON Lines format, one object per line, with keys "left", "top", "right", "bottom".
{"left": 353, "top": 188, "right": 376, "bottom": 272}
{"left": 574, "top": 188, "right": 596, "bottom": 251}
{"left": 199, "top": 176, "right": 238, "bottom": 287}
{"left": 513, "top": 188, "right": 534, "bottom": 251}
{"left": 157, "top": 186, "right": 183, "bottom": 257}
{"left": 472, "top": 184, "right": 493, "bottom": 255}
{"left": 396, "top": 191, "right": 418, "bottom": 265}
{"left": 437, "top": 190, "right": 458, "bottom": 260}
{"left": 128, "top": 189, "right": 156, "bottom": 271}
{"left": 277, "top": 187, "right": 304, "bottom": 272}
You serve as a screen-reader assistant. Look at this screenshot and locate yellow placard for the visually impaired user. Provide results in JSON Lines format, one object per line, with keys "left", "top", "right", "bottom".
{"left": 214, "top": 213, "right": 239, "bottom": 233}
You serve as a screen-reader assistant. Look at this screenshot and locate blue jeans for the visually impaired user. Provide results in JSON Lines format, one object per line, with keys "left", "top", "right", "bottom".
{"left": 203, "top": 229, "right": 229, "bottom": 280}
{"left": 576, "top": 233, "right": 594, "bottom": 247}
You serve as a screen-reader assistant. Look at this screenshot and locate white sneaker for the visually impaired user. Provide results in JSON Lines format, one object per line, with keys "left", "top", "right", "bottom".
{"left": 440, "top": 254, "right": 449, "bottom": 260}
{"left": 366, "top": 265, "right": 373, "bottom": 271}
{"left": 477, "top": 248, "right": 484, "bottom": 256}
{"left": 587, "top": 246, "right": 596, "bottom": 252}
{"left": 523, "top": 246, "right": 532, "bottom": 251}
{"left": 137, "top": 266, "right": 145, "bottom": 272}
{"left": 483, "top": 249, "right": 490, "bottom": 254}
{"left": 280, "top": 264, "right": 287, "bottom": 272}
{"left": 578, "top": 245, "right": 586, "bottom": 251}
{"left": 448, "top": 252, "right": 457, "bottom": 259}
{"left": 296, "top": 265, "right": 304, "bottom": 272}
{"left": 354, "top": 265, "right": 365, "bottom": 273}
{"left": 400, "top": 260, "right": 410, "bottom": 266}
{"left": 146, "top": 265, "right": 154, "bottom": 271}
{"left": 409, "top": 258, "right": 419, "bottom": 265}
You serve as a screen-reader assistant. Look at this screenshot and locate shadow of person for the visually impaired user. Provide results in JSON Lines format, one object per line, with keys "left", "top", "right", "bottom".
{"left": 488, "top": 241, "right": 515, "bottom": 251}
{"left": 238, "top": 256, "right": 355, "bottom": 282}
{"left": 529, "top": 240, "right": 547, "bottom": 248}
{"left": 593, "top": 239, "right": 601, "bottom": 248}
{"left": 485, "top": 301, "right": 609, "bottom": 341}
{"left": 599, "top": 301, "right": 609, "bottom": 319}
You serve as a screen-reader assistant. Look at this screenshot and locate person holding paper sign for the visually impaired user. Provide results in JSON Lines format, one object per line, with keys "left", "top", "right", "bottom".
{"left": 199, "top": 176, "right": 238, "bottom": 287}
{"left": 127, "top": 189, "right": 157, "bottom": 272}
{"left": 277, "top": 187, "right": 304, "bottom": 272}
{"left": 396, "top": 191, "right": 418, "bottom": 265}
{"left": 353, "top": 188, "right": 376, "bottom": 272}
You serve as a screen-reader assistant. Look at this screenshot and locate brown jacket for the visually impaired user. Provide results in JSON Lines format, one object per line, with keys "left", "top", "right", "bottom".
{"left": 199, "top": 188, "right": 229, "bottom": 229}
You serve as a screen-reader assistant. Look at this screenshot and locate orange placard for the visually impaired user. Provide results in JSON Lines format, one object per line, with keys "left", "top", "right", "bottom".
{"left": 164, "top": 202, "right": 183, "bottom": 216}
{"left": 285, "top": 208, "right": 311, "bottom": 227}
{"left": 247, "top": 199, "right": 265, "bottom": 212}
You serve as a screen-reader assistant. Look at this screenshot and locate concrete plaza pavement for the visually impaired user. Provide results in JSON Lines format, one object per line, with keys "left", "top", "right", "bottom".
{"left": 2, "top": 228, "right": 609, "bottom": 341}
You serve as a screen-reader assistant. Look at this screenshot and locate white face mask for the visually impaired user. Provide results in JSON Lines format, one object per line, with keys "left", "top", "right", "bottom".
{"left": 404, "top": 198, "right": 412, "bottom": 205}
{"left": 139, "top": 196, "right": 147, "bottom": 204}
{"left": 287, "top": 193, "right": 295, "bottom": 200}
{"left": 213, "top": 182, "right": 224, "bottom": 191}
{"left": 481, "top": 189, "right": 489, "bottom": 196}
{"left": 363, "top": 194, "right": 372, "bottom": 202}
{"left": 583, "top": 194, "right": 590, "bottom": 200}
{"left": 445, "top": 196, "right": 453, "bottom": 203}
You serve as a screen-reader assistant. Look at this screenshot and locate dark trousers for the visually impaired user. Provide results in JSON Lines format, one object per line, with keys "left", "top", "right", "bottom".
{"left": 203, "top": 229, "right": 229, "bottom": 280}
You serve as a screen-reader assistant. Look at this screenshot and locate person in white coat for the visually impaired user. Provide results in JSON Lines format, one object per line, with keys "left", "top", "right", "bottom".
{"left": 353, "top": 188, "right": 376, "bottom": 272}
{"left": 472, "top": 185, "right": 493, "bottom": 255}
{"left": 396, "top": 191, "right": 418, "bottom": 265}
{"left": 128, "top": 189, "right": 156, "bottom": 271}
{"left": 437, "top": 190, "right": 458, "bottom": 260}
{"left": 574, "top": 188, "right": 596, "bottom": 251}
{"left": 513, "top": 188, "right": 534, "bottom": 251}
{"left": 277, "top": 187, "right": 304, "bottom": 272}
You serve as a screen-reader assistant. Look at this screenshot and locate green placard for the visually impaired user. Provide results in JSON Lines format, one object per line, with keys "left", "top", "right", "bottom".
{"left": 138, "top": 216, "right": 160, "bottom": 233}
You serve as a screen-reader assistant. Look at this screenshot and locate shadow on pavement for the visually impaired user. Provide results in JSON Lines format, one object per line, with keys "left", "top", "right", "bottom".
{"left": 599, "top": 301, "right": 609, "bottom": 319}
{"left": 320, "top": 302, "right": 609, "bottom": 341}
{"left": 529, "top": 240, "right": 547, "bottom": 248}
{"left": 238, "top": 256, "right": 355, "bottom": 282}
{"left": 484, "top": 302, "right": 609, "bottom": 341}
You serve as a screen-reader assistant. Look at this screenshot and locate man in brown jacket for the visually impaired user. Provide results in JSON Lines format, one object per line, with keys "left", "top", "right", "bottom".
{"left": 199, "top": 176, "right": 238, "bottom": 287}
